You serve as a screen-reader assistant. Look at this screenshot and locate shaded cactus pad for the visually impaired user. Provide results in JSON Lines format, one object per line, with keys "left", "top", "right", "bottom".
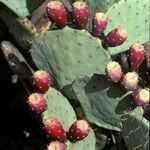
{"left": 69, "top": 74, "right": 143, "bottom": 131}
{"left": 121, "top": 112, "right": 149, "bottom": 150}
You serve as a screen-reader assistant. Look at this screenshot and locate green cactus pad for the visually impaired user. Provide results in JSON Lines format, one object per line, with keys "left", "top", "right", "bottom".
{"left": 0, "top": 0, "right": 44, "bottom": 18}
{"left": 43, "top": 88, "right": 76, "bottom": 130}
{"left": 66, "top": 129, "right": 96, "bottom": 150}
{"left": 31, "top": 27, "right": 111, "bottom": 89}
{"left": 0, "top": 7, "right": 38, "bottom": 49}
{"left": 105, "top": 0, "right": 149, "bottom": 55}
{"left": 43, "top": 88, "right": 96, "bottom": 148}
{"left": 70, "top": 74, "right": 143, "bottom": 131}
{"left": 121, "top": 112, "right": 149, "bottom": 150}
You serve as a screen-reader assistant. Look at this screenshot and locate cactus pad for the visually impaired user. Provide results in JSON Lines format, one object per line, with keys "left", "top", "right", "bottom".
{"left": 31, "top": 27, "right": 111, "bottom": 89}
{"left": 121, "top": 112, "right": 149, "bottom": 150}
{"left": 43, "top": 88, "right": 96, "bottom": 148}
{"left": 0, "top": 7, "right": 38, "bottom": 48}
{"left": 70, "top": 74, "right": 143, "bottom": 131}
{"left": 0, "top": 0, "right": 44, "bottom": 17}
{"left": 43, "top": 88, "right": 76, "bottom": 130}
{"left": 105, "top": 0, "right": 149, "bottom": 55}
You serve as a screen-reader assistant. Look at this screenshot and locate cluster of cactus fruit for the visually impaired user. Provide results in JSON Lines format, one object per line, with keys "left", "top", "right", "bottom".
{"left": 46, "top": 1, "right": 128, "bottom": 46}
{"left": 106, "top": 43, "right": 149, "bottom": 106}
{"left": 0, "top": 0, "right": 149, "bottom": 149}
{"left": 28, "top": 69, "right": 90, "bottom": 149}
{"left": 45, "top": 0, "right": 149, "bottom": 107}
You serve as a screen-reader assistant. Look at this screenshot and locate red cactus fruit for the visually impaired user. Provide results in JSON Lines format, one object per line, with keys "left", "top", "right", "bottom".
{"left": 92, "top": 12, "right": 108, "bottom": 36}
{"left": 71, "top": 1, "right": 89, "bottom": 28}
{"left": 44, "top": 118, "right": 67, "bottom": 141}
{"left": 122, "top": 72, "right": 139, "bottom": 91}
{"left": 105, "top": 27, "right": 127, "bottom": 47}
{"left": 47, "top": 141, "right": 66, "bottom": 150}
{"left": 46, "top": 1, "right": 67, "bottom": 28}
{"left": 67, "top": 120, "right": 90, "bottom": 142}
{"left": 106, "top": 61, "right": 123, "bottom": 83}
{"left": 33, "top": 70, "right": 52, "bottom": 93}
{"left": 129, "top": 43, "right": 145, "bottom": 70}
{"left": 133, "top": 88, "right": 149, "bottom": 106}
{"left": 28, "top": 93, "right": 47, "bottom": 113}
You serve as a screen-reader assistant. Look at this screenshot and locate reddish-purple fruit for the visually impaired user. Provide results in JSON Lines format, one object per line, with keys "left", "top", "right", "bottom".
{"left": 129, "top": 43, "right": 145, "bottom": 70}
{"left": 28, "top": 93, "right": 47, "bottom": 113}
{"left": 33, "top": 70, "right": 52, "bottom": 93}
{"left": 122, "top": 72, "right": 139, "bottom": 91}
{"left": 133, "top": 88, "right": 149, "bottom": 106}
{"left": 71, "top": 1, "right": 89, "bottom": 28}
{"left": 44, "top": 118, "right": 67, "bottom": 141}
{"left": 105, "top": 28, "right": 127, "bottom": 47}
{"left": 67, "top": 120, "right": 90, "bottom": 142}
{"left": 92, "top": 12, "right": 108, "bottom": 36}
{"left": 106, "top": 61, "right": 123, "bottom": 83}
{"left": 46, "top": 1, "right": 67, "bottom": 28}
{"left": 47, "top": 141, "right": 65, "bottom": 150}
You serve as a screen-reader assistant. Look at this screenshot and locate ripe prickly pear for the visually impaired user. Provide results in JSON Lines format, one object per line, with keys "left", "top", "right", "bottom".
{"left": 32, "top": 70, "right": 52, "bottom": 93}
{"left": 67, "top": 120, "right": 90, "bottom": 142}
{"left": 28, "top": 93, "right": 47, "bottom": 113}
{"left": 47, "top": 141, "right": 66, "bottom": 150}
{"left": 129, "top": 43, "right": 145, "bottom": 70}
{"left": 71, "top": 1, "right": 89, "bottom": 28}
{"left": 44, "top": 118, "right": 67, "bottom": 141}
{"left": 46, "top": 1, "right": 67, "bottom": 28}
{"left": 106, "top": 61, "right": 123, "bottom": 83}
{"left": 92, "top": 12, "right": 108, "bottom": 36}
{"left": 122, "top": 72, "right": 139, "bottom": 91}
{"left": 133, "top": 88, "right": 149, "bottom": 106}
{"left": 105, "top": 28, "right": 127, "bottom": 47}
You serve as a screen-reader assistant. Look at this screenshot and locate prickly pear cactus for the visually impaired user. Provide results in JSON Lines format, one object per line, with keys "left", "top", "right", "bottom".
{"left": 43, "top": 88, "right": 76, "bottom": 129}
{"left": 61, "top": 0, "right": 121, "bottom": 31}
{"left": 31, "top": 27, "right": 111, "bottom": 89}
{"left": 66, "top": 130, "right": 96, "bottom": 150}
{"left": 43, "top": 88, "right": 96, "bottom": 149}
{"left": 0, "top": 7, "right": 38, "bottom": 48}
{"left": 83, "top": 0, "right": 121, "bottom": 31}
{"left": 0, "top": 0, "right": 149, "bottom": 149}
{"left": 0, "top": 0, "right": 44, "bottom": 17}
{"left": 121, "top": 111, "right": 149, "bottom": 150}
{"left": 105, "top": 0, "right": 149, "bottom": 55}
{"left": 68, "top": 74, "right": 143, "bottom": 131}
